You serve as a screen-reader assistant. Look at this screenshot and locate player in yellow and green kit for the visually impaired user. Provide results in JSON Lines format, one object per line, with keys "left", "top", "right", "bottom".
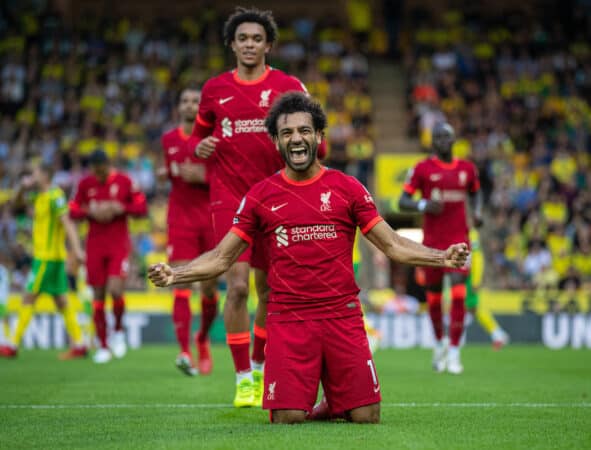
{"left": 465, "top": 228, "right": 509, "bottom": 349}
{"left": 0, "top": 162, "right": 88, "bottom": 359}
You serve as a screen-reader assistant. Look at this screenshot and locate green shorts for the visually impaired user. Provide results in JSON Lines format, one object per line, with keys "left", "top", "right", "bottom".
{"left": 465, "top": 272, "right": 478, "bottom": 309}
{"left": 26, "top": 259, "right": 68, "bottom": 296}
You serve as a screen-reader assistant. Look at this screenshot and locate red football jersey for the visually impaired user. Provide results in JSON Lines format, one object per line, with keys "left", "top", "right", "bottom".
{"left": 231, "top": 167, "right": 383, "bottom": 322}
{"left": 403, "top": 156, "right": 480, "bottom": 248}
{"left": 192, "top": 66, "right": 310, "bottom": 210}
{"left": 161, "top": 127, "right": 210, "bottom": 232}
{"left": 69, "top": 170, "right": 147, "bottom": 249}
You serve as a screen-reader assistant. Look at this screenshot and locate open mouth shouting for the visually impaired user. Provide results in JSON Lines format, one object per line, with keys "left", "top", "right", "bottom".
{"left": 289, "top": 145, "right": 309, "bottom": 165}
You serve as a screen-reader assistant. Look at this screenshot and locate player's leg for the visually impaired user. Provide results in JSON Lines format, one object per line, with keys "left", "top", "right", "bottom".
{"left": 104, "top": 248, "right": 130, "bottom": 360}
{"left": 91, "top": 284, "right": 111, "bottom": 363}
{"left": 225, "top": 260, "right": 255, "bottom": 406}
{"left": 53, "top": 292, "right": 87, "bottom": 360}
{"left": 271, "top": 410, "right": 307, "bottom": 424}
{"left": 265, "top": 320, "right": 322, "bottom": 423}
{"left": 0, "top": 290, "right": 38, "bottom": 357}
{"left": 195, "top": 277, "right": 218, "bottom": 375}
{"left": 0, "top": 259, "right": 45, "bottom": 357}
{"left": 87, "top": 249, "right": 111, "bottom": 363}
{"left": 167, "top": 248, "right": 197, "bottom": 376}
{"left": 346, "top": 403, "right": 380, "bottom": 424}
{"left": 45, "top": 261, "right": 87, "bottom": 360}
{"left": 106, "top": 274, "right": 127, "bottom": 359}
{"left": 194, "top": 229, "right": 219, "bottom": 375}
{"left": 320, "top": 314, "right": 381, "bottom": 423}
{"left": 251, "top": 267, "right": 269, "bottom": 406}
{"left": 424, "top": 268, "right": 446, "bottom": 372}
{"left": 447, "top": 271, "right": 468, "bottom": 374}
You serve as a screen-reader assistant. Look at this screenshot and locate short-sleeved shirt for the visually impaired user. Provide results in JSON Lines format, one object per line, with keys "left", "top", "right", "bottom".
{"left": 31, "top": 186, "right": 68, "bottom": 261}
{"left": 70, "top": 170, "right": 147, "bottom": 250}
{"left": 231, "top": 167, "right": 383, "bottom": 323}
{"left": 404, "top": 156, "right": 479, "bottom": 248}
{"left": 161, "top": 126, "right": 211, "bottom": 233}
{"left": 193, "top": 66, "right": 309, "bottom": 210}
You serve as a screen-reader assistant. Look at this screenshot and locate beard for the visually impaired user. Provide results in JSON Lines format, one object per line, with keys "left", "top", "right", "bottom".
{"left": 279, "top": 141, "right": 318, "bottom": 172}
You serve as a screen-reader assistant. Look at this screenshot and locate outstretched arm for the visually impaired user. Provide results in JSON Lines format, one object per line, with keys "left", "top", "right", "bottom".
{"left": 364, "top": 220, "right": 468, "bottom": 268}
{"left": 148, "top": 232, "right": 249, "bottom": 286}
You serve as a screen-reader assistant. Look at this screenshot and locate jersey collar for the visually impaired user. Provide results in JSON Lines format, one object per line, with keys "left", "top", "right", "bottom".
{"left": 232, "top": 65, "right": 271, "bottom": 86}
{"left": 280, "top": 166, "right": 326, "bottom": 186}
{"left": 431, "top": 156, "right": 459, "bottom": 170}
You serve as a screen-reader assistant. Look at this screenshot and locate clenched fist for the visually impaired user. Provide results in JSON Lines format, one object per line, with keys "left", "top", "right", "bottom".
{"left": 148, "top": 262, "right": 175, "bottom": 287}
{"left": 443, "top": 243, "right": 470, "bottom": 268}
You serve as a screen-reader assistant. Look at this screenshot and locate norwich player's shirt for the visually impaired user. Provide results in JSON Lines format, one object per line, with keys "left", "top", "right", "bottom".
{"left": 31, "top": 186, "right": 68, "bottom": 261}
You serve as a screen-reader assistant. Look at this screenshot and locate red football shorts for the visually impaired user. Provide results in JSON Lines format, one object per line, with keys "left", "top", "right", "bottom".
{"left": 86, "top": 244, "right": 130, "bottom": 287}
{"left": 263, "top": 314, "right": 381, "bottom": 416}
{"left": 212, "top": 207, "right": 268, "bottom": 271}
{"left": 167, "top": 225, "right": 215, "bottom": 263}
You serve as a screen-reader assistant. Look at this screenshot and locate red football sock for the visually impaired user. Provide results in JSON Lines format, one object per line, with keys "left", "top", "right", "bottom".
{"left": 251, "top": 324, "right": 266, "bottom": 364}
{"left": 92, "top": 300, "right": 108, "bottom": 348}
{"left": 427, "top": 291, "right": 444, "bottom": 341}
{"left": 197, "top": 293, "right": 218, "bottom": 344}
{"left": 113, "top": 296, "right": 125, "bottom": 331}
{"left": 226, "top": 332, "right": 251, "bottom": 373}
{"left": 172, "top": 289, "right": 192, "bottom": 355}
{"left": 449, "top": 284, "right": 467, "bottom": 346}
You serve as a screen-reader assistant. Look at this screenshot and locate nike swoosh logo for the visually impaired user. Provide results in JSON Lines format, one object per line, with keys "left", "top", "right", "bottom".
{"left": 271, "top": 203, "right": 288, "bottom": 212}
{"left": 219, "top": 96, "right": 234, "bottom": 105}
{"left": 373, "top": 385, "right": 380, "bottom": 393}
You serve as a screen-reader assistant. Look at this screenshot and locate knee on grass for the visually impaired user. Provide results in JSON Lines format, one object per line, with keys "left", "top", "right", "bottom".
{"left": 271, "top": 410, "right": 307, "bottom": 424}
{"left": 345, "top": 403, "right": 380, "bottom": 424}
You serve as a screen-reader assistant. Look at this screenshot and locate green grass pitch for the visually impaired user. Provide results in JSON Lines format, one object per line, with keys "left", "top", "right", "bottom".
{"left": 1, "top": 345, "right": 589, "bottom": 450}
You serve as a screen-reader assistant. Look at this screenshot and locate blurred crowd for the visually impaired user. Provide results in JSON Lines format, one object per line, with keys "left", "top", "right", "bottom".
{"left": 403, "top": 6, "right": 591, "bottom": 290}
{"left": 0, "top": 4, "right": 377, "bottom": 291}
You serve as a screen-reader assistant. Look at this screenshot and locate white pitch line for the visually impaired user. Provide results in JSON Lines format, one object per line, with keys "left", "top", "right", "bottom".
{"left": 0, "top": 402, "right": 590, "bottom": 410}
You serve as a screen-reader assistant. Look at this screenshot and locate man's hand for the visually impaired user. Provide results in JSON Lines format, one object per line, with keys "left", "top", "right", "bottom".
{"left": 88, "top": 201, "right": 114, "bottom": 223}
{"left": 425, "top": 200, "right": 444, "bottom": 215}
{"left": 108, "top": 201, "right": 125, "bottom": 216}
{"left": 179, "top": 162, "right": 206, "bottom": 183}
{"left": 443, "top": 243, "right": 470, "bottom": 268}
{"left": 473, "top": 214, "right": 483, "bottom": 228}
{"left": 74, "top": 248, "right": 86, "bottom": 265}
{"left": 195, "top": 136, "right": 220, "bottom": 159}
{"left": 148, "top": 262, "right": 175, "bottom": 287}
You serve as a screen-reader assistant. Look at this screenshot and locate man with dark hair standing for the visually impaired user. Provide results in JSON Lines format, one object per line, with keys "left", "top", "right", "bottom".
{"left": 399, "top": 122, "right": 483, "bottom": 374}
{"left": 190, "top": 7, "right": 324, "bottom": 407}
{"left": 159, "top": 85, "right": 219, "bottom": 376}
{"left": 149, "top": 92, "right": 469, "bottom": 424}
{"left": 0, "top": 162, "right": 87, "bottom": 359}
{"left": 69, "top": 150, "right": 147, "bottom": 364}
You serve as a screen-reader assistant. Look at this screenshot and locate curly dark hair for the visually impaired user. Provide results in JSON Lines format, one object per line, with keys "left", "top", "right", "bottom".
{"left": 265, "top": 92, "right": 327, "bottom": 139}
{"left": 222, "top": 6, "right": 278, "bottom": 47}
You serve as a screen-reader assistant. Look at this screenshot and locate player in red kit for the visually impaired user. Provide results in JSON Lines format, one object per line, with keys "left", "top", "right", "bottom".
{"left": 159, "top": 85, "right": 219, "bottom": 376}
{"left": 148, "top": 92, "right": 469, "bottom": 424}
{"left": 189, "top": 7, "right": 325, "bottom": 407}
{"left": 69, "top": 150, "right": 148, "bottom": 364}
{"left": 399, "top": 122, "right": 483, "bottom": 374}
